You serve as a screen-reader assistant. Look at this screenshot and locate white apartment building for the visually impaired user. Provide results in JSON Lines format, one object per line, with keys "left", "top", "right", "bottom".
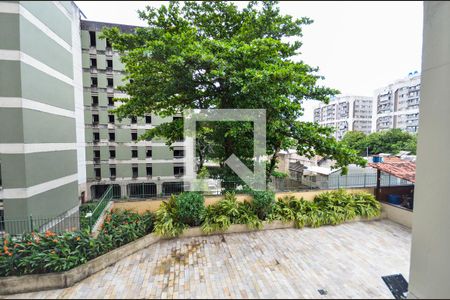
{"left": 313, "top": 95, "right": 373, "bottom": 140}
{"left": 372, "top": 72, "right": 421, "bottom": 133}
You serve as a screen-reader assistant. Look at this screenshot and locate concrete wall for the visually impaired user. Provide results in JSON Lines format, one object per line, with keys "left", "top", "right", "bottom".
{"left": 408, "top": 2, "right": 450, "bottom": 298}
{"left": 112, "top": 187, "right": 375, "bottom": 214}
{"left": 381, "top": 203, "right": 412, "bottom": 229}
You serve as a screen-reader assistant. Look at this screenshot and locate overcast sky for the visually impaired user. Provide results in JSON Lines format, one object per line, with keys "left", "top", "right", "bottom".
{"left": 75, "top": 1, "right": 423, "bottom": 121}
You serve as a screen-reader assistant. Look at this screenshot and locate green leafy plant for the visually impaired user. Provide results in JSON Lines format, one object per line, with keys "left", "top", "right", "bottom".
{"left": 201, "top": 192, "right": 262, "bottom": 234}
{"left": 153, "top": 196, "right": 187, "bottom": 238}
{"left": 0, "top": 210, "right": 154, "bottom": 277}
{"left": 175, "top": 192, "right": 205, "bottom": 226}
{"left": 350, "top": 192, "right": 381, "bottom": 218}
{"left": 250, "top": 190, "right": 275, "bottom": 220}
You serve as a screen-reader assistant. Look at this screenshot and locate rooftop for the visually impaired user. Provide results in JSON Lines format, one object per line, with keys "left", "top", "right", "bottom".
{"left": 9, "top": 220, "right": 411, "bottom": 299}
{"left": 368, "top": 157, "right": 416, "bottom": 183}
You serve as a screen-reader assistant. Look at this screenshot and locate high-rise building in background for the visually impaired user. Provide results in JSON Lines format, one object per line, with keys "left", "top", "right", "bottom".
{"left": 313, "top": 95, "right": 373, "bottom": 140}
{"left": 372, "top": 72, "right": 420, "bottom": 133}
{"left": 0, "top": 1, "right": 84, "bottom": 226}
{"left": 80, "top": 20, "right": 186, "bottom": 201}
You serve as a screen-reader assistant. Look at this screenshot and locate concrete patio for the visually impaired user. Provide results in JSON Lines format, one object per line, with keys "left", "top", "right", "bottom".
{"left": 4, "top": 219, "right": 411, "bottom": 299}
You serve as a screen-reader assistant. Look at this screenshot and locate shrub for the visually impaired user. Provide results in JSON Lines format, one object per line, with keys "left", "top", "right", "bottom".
{"left": 175, "top": 192, "right": 205, "bottom": 226}
{"left": 350, "top": 192, "right": 381, "bottom": 218}
{"left": 268, "top": 189, "right": 382, "bottom": 228}
{"left": 201, "top": 192, "right": 262, "bottom": 234}
{"left": 153, "top": 196, "right": 186, "bottom": 238}
{"left": 250, "top": 190, "right": 275, "bottom": 220}
{"left": 0, "top": 210, "right": 154, "bottom": 277}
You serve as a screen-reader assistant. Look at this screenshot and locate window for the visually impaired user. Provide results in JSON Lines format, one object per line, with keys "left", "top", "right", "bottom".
{"left": 90, "top": 58, "right": 97, "bottom": 68}
{"left": 94, "top": 168, "right": 101, "bottom": 179}
{"left": 110, "top": 167, "right": 116, "bottom": 178}
{"left": 108, "top": 97, "right": 114, "bottom": 106}
{"left": 108, "top": 114, "right": 115, "bottom": 124}
{"left": 108, "top": 132, "right": 115, "bottom": 141}
{"left": 131, "top": 132, "right": 138, "bottom": 141}
{"left": 92, "top": 114, "right": 99, "bottom": 125}
{"left": 109, "top": 149, "right": 116, "bottom": 159}
{"left": 131, "top": 116, "right": 137, "bottom": 124}
{"left": 93, "top": 132, "right": 100, "bottom": 142}
{"left": 174, "top": 149, "right": 184, "bottom": 158}
{"left": 173, "top": 116, "right": 182, "bottom": 122}
{"left": 174, "top": 166, "right": 184, "bottom": 177}
{"left": 145, "top": 115, "right": 152, "bottom": 124}
{"left": 106, "top": 38, "right": 112, "bottom": 48}
{"left": 92, "top": 96, "right": 98, "bottom": 106}
{"left": 146, "top": 165, "right": 152, "bottom": 176}
{"left": 93, "top": 150, "right": 100, "bottom": 159}
{"left": 107, "top": 60, "right": 113, "bottom": 68}
{"left": 91, "top": 77, "right": 98, "bottom": 87}
{"left": 132, "top": 149, "right": 138, "bottom": 158}
{"left": 89, "top": 31, "right": 96, "bottom": 46}
{"left": 107, "top": 78, "right": 113, "bottom": 87}
{"left": 132, "top": 166, "right": 138, "bottom": 178}
{"left": 146, "top": 148, "right": 152, "bottom": 158}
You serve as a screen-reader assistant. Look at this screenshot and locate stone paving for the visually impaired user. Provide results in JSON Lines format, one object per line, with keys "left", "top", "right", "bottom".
{"left": 4, "top": 219, "right": 411, "bottom": 299}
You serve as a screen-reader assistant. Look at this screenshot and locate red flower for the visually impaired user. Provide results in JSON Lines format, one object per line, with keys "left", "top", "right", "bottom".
{"left": 45, "top": 230, "right": 56, "bottom": 238}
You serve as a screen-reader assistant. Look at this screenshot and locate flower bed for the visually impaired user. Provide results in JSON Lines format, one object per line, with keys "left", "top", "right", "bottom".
{"left": 0, "top": 210, "right": 153, "bottom": 277}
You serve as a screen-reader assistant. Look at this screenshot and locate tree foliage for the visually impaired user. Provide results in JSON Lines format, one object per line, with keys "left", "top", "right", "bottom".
{"left": 342, "top": 129, "right": 417, "bottom": 155}
{"left": 102, "top": 1, "right": 365, "bottom": 181}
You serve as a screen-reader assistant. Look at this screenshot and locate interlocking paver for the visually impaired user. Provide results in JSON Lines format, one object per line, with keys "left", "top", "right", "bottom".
{"left": 4, "top": 219, "right": 410, "bottom": 299}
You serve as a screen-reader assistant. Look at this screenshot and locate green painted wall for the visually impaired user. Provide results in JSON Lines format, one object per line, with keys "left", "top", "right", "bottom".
{"left": 152, "top": 163, "right": 174, "bottom": 177}
{"left": 0, "top": 153, "right": 26, "bottom": 189}
{"left": 117, "top": 164, "right": 132, "bottom": 178}
{"left": 0, "top": 60, "right": 21, "bottom": 97}
{"left": 22, "top": 109, "right": 76, "bottom": 143}
{"left": 82, "top": 52, "right": 90, "bottom": 68}
{"left": 21, "top": 63, "right": 75, "bottom": 110}
{"left": 112, "top": 54, "right": 125, "bottom": 71}
{"left": 20, "top": 1, "right": 72, "bottom": 45}
{"left": 81, "top": 30, "right": 90, "bottom": 48}
{"left": 153, "top": 146, "right": 173, "bottom": 160}
{"left": 4, "top": 181, "right": 79, "bottom": 219}
{"left": 0, "top": 108, "right": 23, "bottom": 143}
{"left": 116, "top": 145, "right": 131, "bottom": 160}
{"left": 19, "top": 16, "right": 73, "bottom": 78}
{"left": 97, "top": 54, "right": 106, "bottom": 70}
{"left": 0, "top": 13, "right": 20, "bottom": 50}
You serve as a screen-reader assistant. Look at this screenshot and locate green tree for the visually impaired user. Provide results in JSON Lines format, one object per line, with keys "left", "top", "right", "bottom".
{"left": 341, "top": 131, "right": 369, "bottom": 156}
{"left": 342, "top": 129, "right": 417, "bottom": 156}
{"left": 102, "top": 1, "right": 365, "bottom": 182}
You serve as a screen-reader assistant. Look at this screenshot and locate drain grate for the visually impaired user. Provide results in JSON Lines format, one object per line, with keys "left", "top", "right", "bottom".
{"left": 382, "top": 273, "right": 408, "bottom": 299}
{"left": 318, "top": 289, "right": 328, "bottom": 296}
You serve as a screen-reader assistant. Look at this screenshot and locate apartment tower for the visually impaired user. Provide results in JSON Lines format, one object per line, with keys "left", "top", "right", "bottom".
{"left": 81, "top": 20, "right": 186, "bottom": 201}
{"left": 372, "top": 72, "right": 421, "bottom": 133}
{"left": 313, "top": 95, "right": 373, "bottom": 140}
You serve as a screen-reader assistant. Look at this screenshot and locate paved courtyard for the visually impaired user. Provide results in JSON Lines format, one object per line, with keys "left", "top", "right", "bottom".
{"left": 5, "top": 219, "right": 411, "bottom": 299}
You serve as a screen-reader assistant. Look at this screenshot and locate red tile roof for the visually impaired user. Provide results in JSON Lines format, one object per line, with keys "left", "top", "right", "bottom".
{"left": 368, "top": 157, "right": 416, "bottom": 183}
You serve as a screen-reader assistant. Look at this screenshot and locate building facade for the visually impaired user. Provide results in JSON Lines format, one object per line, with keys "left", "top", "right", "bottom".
{"left": 80, "top": 20, "right": 185, "bottom": 201}
{"left": 0, "top": 1, "right": 84, "bottom": 224}
{"left": 313, "top": 95, "right": 373, "bottom": 140}
{"left": 372, "top": 72, "right": 420, "bottom": 133}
